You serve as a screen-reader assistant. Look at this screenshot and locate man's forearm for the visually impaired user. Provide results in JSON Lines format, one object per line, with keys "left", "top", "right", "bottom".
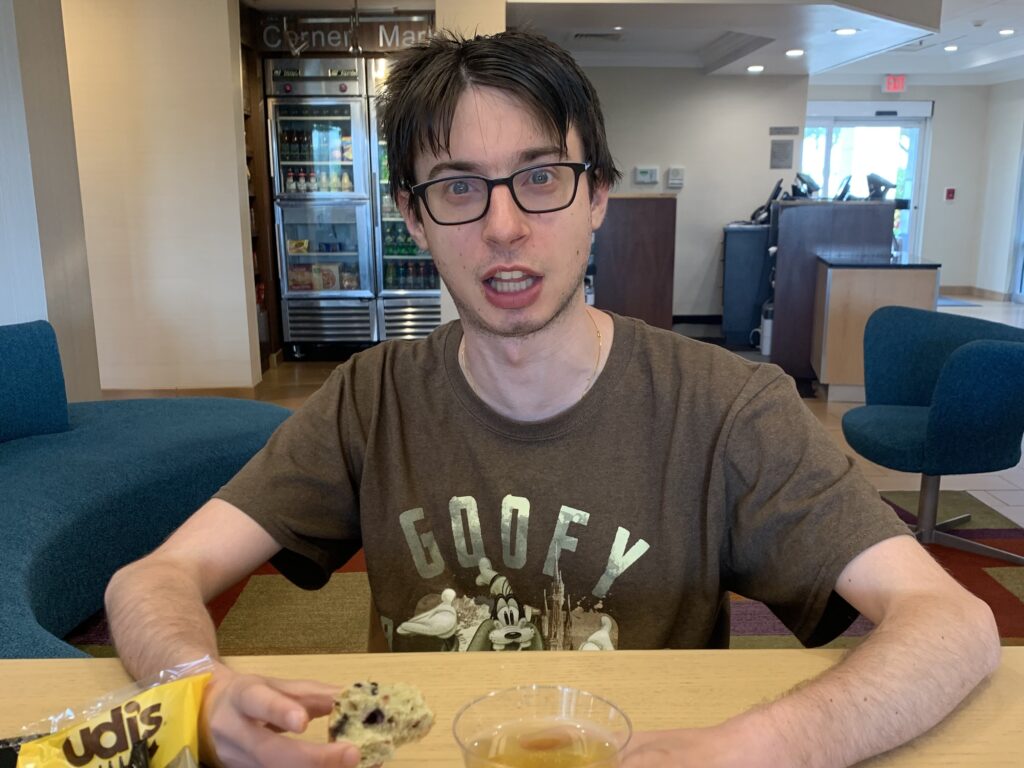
{"left": 733, "top": 595, "right": 1000, "bottom": 767}
{"left": 106, "top": 559, "right": 223, "bottom": 680}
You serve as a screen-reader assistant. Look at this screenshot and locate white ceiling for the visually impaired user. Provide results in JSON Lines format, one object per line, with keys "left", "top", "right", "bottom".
{"left": 241, "top": 1, "right": 1024, "bottom": 84}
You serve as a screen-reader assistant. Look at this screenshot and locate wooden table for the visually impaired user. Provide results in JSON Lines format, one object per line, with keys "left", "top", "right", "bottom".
{"left": 2, "top": 648, "right": 1022, "bottom": 766}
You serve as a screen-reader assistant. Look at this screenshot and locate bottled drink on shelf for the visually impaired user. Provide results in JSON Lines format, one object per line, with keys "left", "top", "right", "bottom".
{"left": 285, "top": 170, "right": 297, "bottom": 193}
{"left": 398, "top": 261, "right": 408, "bottom": 289}
{"left": 297, "top": 168, "right": 307, "bottom": 192}
{"left": 341, "top": 171, "right": 353, "bottom": 192}
{"left": 319, "top": 170, "right": 329, "bottom": 191}
{"left": 385, "top": 261, "right": 396, "bottom": 289}
{"left": 329, "top": 171, "right": 341, "bottom": 191}
{"left": 307, "top": 171, "right": 318, "bottom": 192}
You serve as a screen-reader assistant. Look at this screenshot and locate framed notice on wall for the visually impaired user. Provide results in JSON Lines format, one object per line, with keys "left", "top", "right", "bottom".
{"left": 770, "top": 139, "right": 794, "bottom": 170}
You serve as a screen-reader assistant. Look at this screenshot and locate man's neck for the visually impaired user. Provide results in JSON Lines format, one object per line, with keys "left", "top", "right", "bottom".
{"left": 459, "top": 305, "right": 611, "bottom": 422}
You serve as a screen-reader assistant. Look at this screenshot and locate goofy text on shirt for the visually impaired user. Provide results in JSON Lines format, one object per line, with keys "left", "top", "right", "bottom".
{"left": 397, "top": 494, "right": 650, "bottom": 599}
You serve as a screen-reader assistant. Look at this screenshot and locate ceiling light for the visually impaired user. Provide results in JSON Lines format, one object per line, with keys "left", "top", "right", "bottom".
{"left": 999, "top": 29, "right": 1015, "bottom": 36}
{"left": 834, "top": 28, "right": 859, "bottom": 36}
{"left": 785, "top": 49, "right": 805, "bottom": 58}
{"left": 747, "top": 65, "right": 765, "bottom": 73}
{"left": 944, "top": 44, "right": 959, "bottom": 52}
{"left": 612, "top": 26, "right": 623, "bottom": 31}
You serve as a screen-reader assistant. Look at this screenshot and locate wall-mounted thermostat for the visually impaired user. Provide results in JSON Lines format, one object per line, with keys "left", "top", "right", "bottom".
{"left": 667, "top": 166, "right": 685, "bottom": 189}
{"left": 634, "top": 165, "right": 659, "bottom": 184}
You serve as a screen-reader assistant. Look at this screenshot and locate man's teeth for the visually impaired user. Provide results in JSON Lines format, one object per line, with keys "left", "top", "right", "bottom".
{"left": 488, "top": 272, "right": 536, "bottom": 293}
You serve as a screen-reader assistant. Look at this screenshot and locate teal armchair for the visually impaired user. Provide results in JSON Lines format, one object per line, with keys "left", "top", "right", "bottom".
{"left": 842, "top": 306, "right": 1024, "bottom": 565}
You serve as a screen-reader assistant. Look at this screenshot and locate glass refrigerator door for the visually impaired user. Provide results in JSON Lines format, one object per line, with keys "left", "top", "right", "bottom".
{"left": 375, "top": 133, "right": 439, "bottom": 294}
{"left": 277, "top": 202, "right": 373, "bottom": 298}
{"left": 271, "top": 99, "right": 367, "bottom": 198}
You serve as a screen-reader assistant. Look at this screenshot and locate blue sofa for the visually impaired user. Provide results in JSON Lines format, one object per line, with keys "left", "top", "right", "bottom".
{"left": 0, "top": 321, "right": 290, "bottom": 658}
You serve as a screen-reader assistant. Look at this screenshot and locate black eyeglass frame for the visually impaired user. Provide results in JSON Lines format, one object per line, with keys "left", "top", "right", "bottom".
{"left": 408, "top": 161, "right": 593, "bottom": 226}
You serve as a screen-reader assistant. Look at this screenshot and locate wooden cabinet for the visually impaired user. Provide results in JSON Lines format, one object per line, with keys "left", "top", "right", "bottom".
{"left": 811, "top": 260, "right": 939, "bottom": 401}
{"left": 593, "top": 195, "right": 676, "bottom": 330}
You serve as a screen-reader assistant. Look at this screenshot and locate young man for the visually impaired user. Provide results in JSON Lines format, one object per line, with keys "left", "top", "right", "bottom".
{"left": 105, "top": 31, "right": 999, "bottom": 768}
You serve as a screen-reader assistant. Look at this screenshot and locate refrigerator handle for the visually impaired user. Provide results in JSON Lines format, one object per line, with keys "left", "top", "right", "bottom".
{"left": 267, "top": 118, "right": 275, "bottom": 178}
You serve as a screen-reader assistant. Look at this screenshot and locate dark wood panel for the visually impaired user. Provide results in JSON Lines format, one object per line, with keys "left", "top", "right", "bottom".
{"left": 770, "top": 201, "right": 894, "bottom": 378}
{"left": 242, "top": 43, "right": 281, "bottom": 369}
{"left": 593, "top": 197, "right": 676, "bottom": 330}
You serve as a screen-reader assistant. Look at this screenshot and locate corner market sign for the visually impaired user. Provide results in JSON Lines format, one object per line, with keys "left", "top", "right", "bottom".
{"left": 259, "top": 15, "right": 434, "bottom": 53}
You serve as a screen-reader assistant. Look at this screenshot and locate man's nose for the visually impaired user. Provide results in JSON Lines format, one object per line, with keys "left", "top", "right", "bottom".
{"left": 482, "top": 183, "right": 530, "bottom": 245}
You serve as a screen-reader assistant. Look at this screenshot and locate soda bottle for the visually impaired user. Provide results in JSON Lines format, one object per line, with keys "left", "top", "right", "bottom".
{"left": 341, "top": 171, "right": 354, "bottom": 192}
{"left": 319, "top": 170, "right": 329, "bottom": 191}
{"left": 297, "top": 169, "right": 307, "bottom": 192}
{"left": 398, "top": 261, "right": 408, "bottom": 289}
{"left": 307, "top": 170, "right": 318, "bottom": 192}
{"left": 385, "top": 260, "right": 396, "bottom": 289}
{"left": 285, "top": 169, "right": 297, "bottom": 193}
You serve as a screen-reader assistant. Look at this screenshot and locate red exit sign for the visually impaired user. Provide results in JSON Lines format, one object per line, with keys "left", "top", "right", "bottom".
{"left": 884, "top": 74, "right": 907, "bottom": 93}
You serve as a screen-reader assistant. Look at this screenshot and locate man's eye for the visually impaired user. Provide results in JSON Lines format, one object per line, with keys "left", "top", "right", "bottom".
{"left": 528, "top": 169, "right": 553, "bottom": 185}
{"left": 447, "top": 180, "right": 471, "bottom": 195}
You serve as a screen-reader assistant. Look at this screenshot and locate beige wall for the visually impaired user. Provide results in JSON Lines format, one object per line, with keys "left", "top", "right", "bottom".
{"left": 62, "top": 0, "right": 259, "bottom": 389}
{"left": 589, "top": 69, "right": 810, "bottom": 315}
{"left": 1, "top": 0, "right": 100, "bottom": 401}
{"left": 807, "top": 84, "right": 992, "bottom": 289}
{"left": 977, "top": 79, "right": 1024, "bottom": 295}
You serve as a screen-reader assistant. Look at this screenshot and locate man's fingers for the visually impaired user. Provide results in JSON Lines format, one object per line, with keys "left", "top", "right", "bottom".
{"left": 248, "top": 728, "right": 361, "bottom": 768}
{"left": 236, "top": 680, "right": 312, "bottom": 732}
{"left": 265, "top": 677, "right": 343, "bottom": 718}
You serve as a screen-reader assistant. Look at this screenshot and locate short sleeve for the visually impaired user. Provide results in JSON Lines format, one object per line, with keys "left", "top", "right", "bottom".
{"left": 720, "top": 369, "right": 910, "bottom": 646}
{"left": 214, "top": 366, "right": 363, "bottom": 589}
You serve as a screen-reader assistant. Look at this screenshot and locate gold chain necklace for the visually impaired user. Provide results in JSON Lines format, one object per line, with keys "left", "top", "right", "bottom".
{"left": 459, "top": 309, "right": 603, "bottom": 404}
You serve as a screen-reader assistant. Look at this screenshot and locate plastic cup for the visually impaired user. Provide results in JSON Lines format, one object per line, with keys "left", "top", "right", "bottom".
{"left": 453, "top": 685, "right": 631, "bottom": 767}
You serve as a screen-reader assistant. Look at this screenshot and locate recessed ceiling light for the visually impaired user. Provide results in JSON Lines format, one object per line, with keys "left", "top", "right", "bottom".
{"left": 747, "top": 65, "right": 765, "bottom": 73}
{"left": 999, "top": 29, "right": 1015, "bottom": 36}
{"left": 944, "top": 44, "right": 959, "bottom": 52}
{"left": 613, "top": 26, "right": 623, "bottom": 32}
{"left": 785, "top": 49, "right": 805, "bottom": 58}
{"left": 833, "top": 28, "right": 859, "bottom": 36}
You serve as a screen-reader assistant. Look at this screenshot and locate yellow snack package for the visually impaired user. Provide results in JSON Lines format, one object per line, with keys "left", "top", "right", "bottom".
{"left": 2, "top": 659, "right": 210, "bottom": 768}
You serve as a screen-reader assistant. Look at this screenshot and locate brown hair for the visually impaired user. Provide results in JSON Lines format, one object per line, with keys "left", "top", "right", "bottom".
{"left": 377, "top": 30, "right": 621, "bottom": 219}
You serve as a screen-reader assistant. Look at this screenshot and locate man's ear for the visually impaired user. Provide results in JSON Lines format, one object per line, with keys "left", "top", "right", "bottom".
{"left": 589, "top": 182, "right": 611, "bottom": 231}
{"left": 398, "top": 190, "right": 430, "bottom": 251}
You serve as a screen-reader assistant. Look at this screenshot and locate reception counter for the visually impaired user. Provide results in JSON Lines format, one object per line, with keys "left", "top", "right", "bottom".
{"left": 811, "top": 254, "right": 940, "bottom": 402}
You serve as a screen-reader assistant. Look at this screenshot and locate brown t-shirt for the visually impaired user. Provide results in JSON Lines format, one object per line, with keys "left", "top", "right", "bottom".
{"left": 216, "top": 312, "right": 909, "bottom": 652}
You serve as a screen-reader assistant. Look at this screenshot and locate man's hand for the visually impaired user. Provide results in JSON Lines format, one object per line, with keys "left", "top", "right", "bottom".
{"left": 200, "top": 666, "right": 362, "bottom": 768}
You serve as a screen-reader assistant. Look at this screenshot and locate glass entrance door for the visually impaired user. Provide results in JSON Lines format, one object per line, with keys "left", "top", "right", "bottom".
{"left": 803, "top": 119, "right": 926, "bottom": 260}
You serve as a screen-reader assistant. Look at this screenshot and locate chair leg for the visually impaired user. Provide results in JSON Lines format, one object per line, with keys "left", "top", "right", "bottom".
{"left": 928, "top": 530, "right": 1024, "bottom": 566}
{"left": 912, "top": 475, "right": 1023, "bottom": 565}
{"left": 915, "top": 475, "right": 943, "bottom": 544}
{"left": 935, "top": 515, "right": 972, "bottom": 531}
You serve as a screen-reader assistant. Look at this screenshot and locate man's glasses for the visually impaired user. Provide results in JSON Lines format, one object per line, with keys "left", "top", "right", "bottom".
{"left": 409, "top": 162, "right": 591, "bottom": 226}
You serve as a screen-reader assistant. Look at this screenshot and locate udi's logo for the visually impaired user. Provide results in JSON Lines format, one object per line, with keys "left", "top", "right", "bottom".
{"left": 14, "top": 672, "right": 209, "bottom": 768}
{"left": 61, "top": 700, "right": 162, "bottom": 766}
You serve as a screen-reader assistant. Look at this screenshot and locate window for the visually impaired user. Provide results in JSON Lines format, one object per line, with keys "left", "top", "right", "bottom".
{"left": 802, "top": 118, "right": 927, "bottom": 261}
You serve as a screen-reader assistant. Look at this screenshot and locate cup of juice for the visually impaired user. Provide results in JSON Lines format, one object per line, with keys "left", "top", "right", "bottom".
{"left": 453, "top": 685, "right": 631, "bottom": 767}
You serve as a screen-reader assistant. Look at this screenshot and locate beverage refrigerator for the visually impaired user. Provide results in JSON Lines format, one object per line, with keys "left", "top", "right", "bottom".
{"left": 265, "top": 57, "right": 442, "bottom": 353}
{"left": 367, "top": 58, "right": 442, "bottom": 341}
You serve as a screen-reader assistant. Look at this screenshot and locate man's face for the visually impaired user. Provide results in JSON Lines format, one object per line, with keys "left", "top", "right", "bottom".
{"left": 399, "top": 86, "right": 609, "bottom": 339}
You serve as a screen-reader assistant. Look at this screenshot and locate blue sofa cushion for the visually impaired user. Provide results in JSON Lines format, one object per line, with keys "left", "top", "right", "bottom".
{"left": 0, "top": 397, "right": 289, "bottom": 658}
{"left": 0, "top": 321, "right": 69, "bottom": 443}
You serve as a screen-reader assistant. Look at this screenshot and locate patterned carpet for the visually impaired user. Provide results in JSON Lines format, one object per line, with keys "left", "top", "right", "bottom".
{"left": 69, "top": 491, "right": 1024, "bottom": 656}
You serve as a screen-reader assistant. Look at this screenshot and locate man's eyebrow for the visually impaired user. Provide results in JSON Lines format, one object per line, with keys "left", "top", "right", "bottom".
{"left": 424, "top": 146, "right": 566, "bottom": 181}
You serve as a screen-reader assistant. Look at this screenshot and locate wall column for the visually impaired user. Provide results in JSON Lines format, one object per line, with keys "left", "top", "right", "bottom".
{"left": 0, "top": 0, "right": 100, "bottom": 401}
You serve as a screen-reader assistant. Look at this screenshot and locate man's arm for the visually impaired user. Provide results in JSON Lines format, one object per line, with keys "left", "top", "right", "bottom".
{"left": 622, "top": 535, "right": 1001, "bottom": 767}
{"left": 106, "top": 499, "right": 278, "bottom": 678}
{"left": 106, "top": 499, "right": 360, "bottom": 768}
